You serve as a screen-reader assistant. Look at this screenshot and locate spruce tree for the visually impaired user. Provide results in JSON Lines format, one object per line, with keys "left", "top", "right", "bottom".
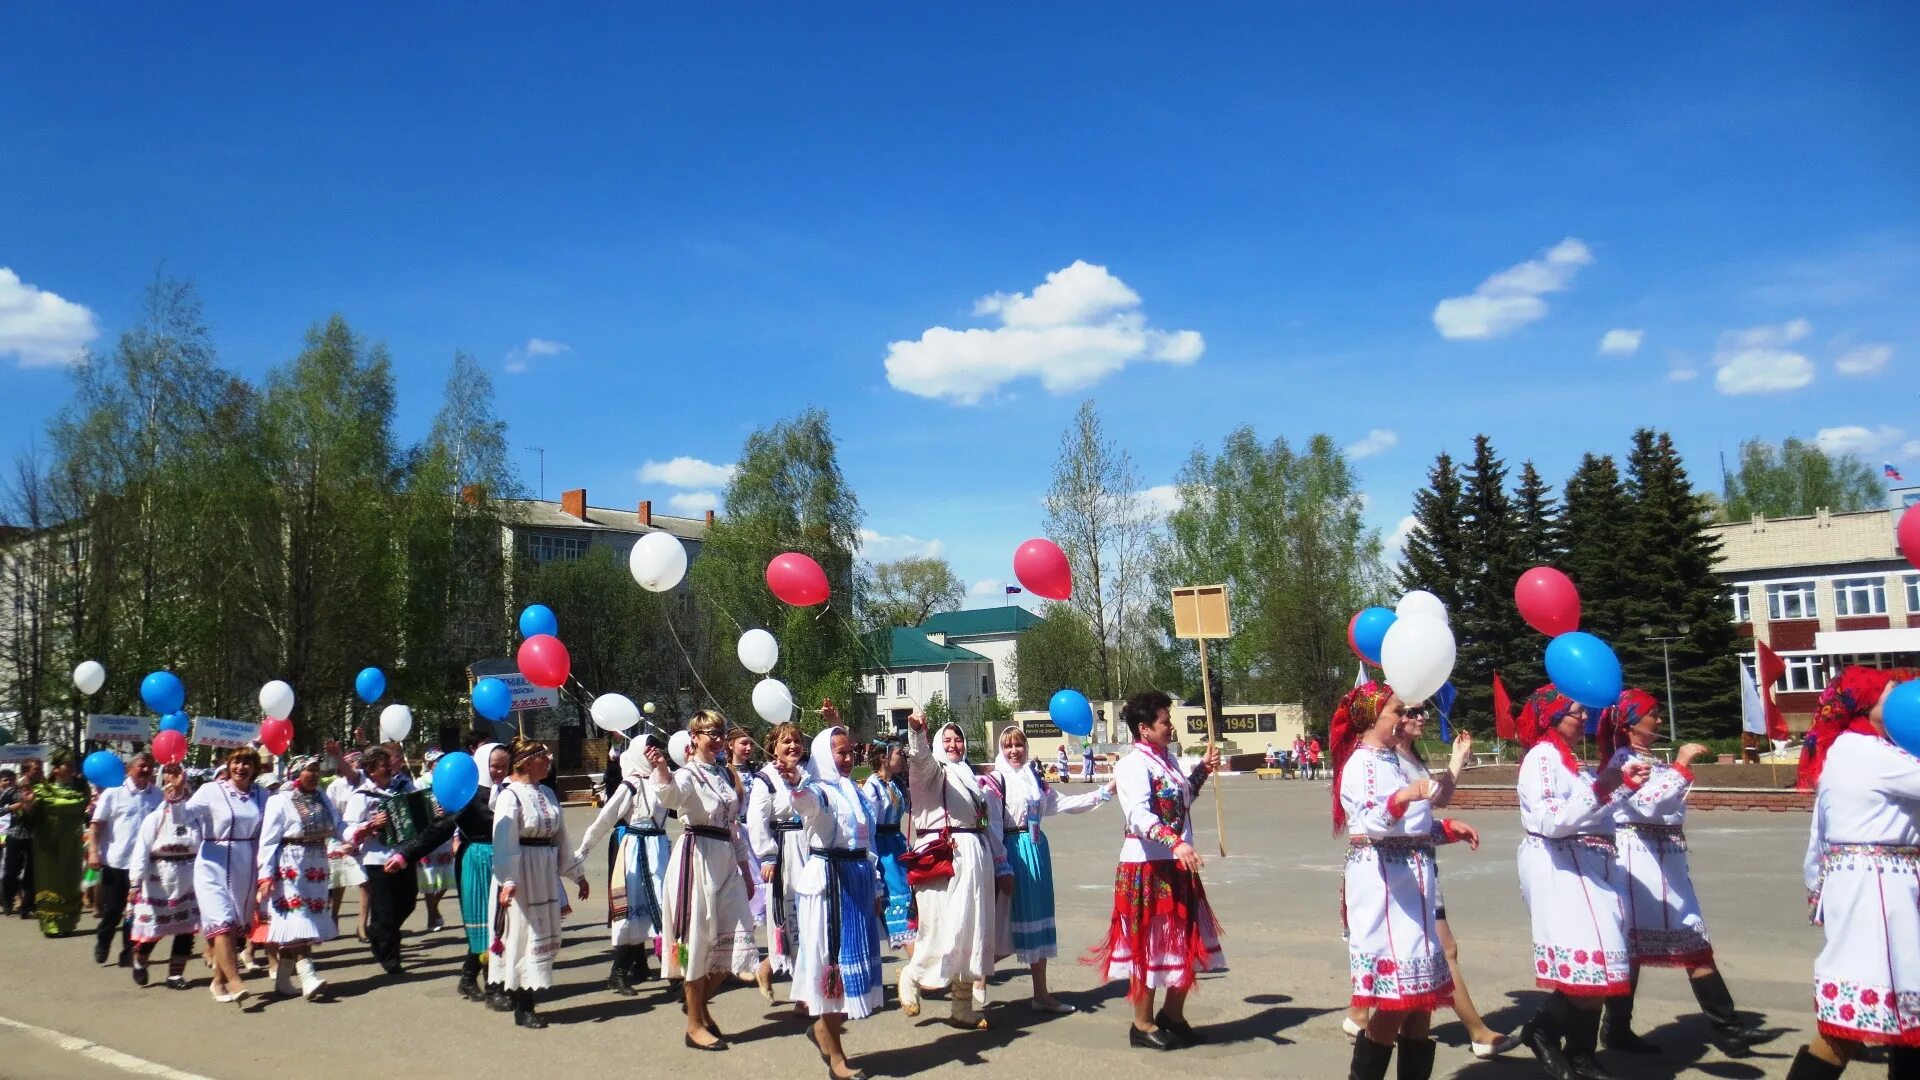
{"left": 1399, "top": 451, "right": 1468, "bottom": 614}
{"left": 1453, "top": 436, "right": 1526, "bottom": 726}
{"left": 1555, "top": 454, "right": 1635, "bottom": 681}
{"left": 1513, "top": 461, "right": 1560, "bottom": 567}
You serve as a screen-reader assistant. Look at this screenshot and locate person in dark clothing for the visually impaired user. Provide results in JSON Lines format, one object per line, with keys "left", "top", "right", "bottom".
{"left": 2, "top": 760, "right": 42, "bottom": 919}
{"left": 389, "top": 740, "right": 513, "bottom": 1007}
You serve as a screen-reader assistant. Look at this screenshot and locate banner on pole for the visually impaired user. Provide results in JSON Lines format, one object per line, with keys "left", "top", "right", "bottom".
{"left": 471, "top": 660, "right": 560, "bottom": 713}
{"left": 86, "top": 714, "right": 149, "bottom": 742}
{"left": 0, "top": 744, "right": 49, "bottom": 764}
{"left": 191, "top": 717, "right": 259, "bottom": 750}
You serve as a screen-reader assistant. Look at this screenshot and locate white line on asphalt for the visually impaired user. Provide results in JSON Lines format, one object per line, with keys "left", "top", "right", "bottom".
{"left": 0, "top": 1014, "right": 216, "bottom": 1080}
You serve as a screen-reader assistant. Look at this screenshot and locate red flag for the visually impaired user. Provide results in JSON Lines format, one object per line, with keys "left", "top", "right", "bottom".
{"left": 1756, "top": 640, "right": 1789, "bottom": 740}
{"left": 1492, "top": 671, "right": 1516, "bottom": 741}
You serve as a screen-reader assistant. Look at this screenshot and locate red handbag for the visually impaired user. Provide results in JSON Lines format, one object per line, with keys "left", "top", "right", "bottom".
{"left": 900, "top": 789, "right": 956, "bottom": 886}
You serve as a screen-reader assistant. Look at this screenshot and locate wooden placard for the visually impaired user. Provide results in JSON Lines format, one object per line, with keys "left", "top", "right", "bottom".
{"left": 1171, "top": 585, "right": 1231, "bottom": 640}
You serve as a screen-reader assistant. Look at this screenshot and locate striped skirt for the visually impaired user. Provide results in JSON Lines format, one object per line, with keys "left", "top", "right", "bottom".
{"left": 873, "top": 827, "right": 914, "bottom": 948}
{"left": 459, "top": 841, "right": 494, "bottom": 954}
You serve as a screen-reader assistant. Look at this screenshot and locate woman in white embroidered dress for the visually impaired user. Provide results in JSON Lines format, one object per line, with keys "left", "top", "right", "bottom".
{"left": 1789, "top": 666, "right": 1920, "bottom": 1078}
{"left": 572, "top": 737, "right": 673, "bottom": 995}
{"left": 491, "top": 737, "right": 588, "bottom": 1029}
{"left": 187, "top": 747, "right": 268, "bottom": 1003}
{"left": 778, "top": 720, "right": 885, "bottom": 1080}
{"left": 988, "top": 724, "right": 1111, "bottom": 1013}
{"left": 897, "top": 714, "right": 1010, "bottom": 1030}
{"left": 254, "top": 755, "right": 338, "bottom": 1001}
{"left": 127, "top": 762, "right": 202, "bottom": 990}
{"left": 747, "top": 721, "right": 809, "bottom": 1000}
{"left": 651, "top": 710, "right": 759, "bottom": 1051}
{"left": 1513, "top": 685, "right": 1648, "bottom": 1080}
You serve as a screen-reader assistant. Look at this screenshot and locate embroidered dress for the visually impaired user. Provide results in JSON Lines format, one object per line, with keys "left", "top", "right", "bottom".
{"left": 1517, "top": 735, "right": 1634, "bottom": 997}
{"left": 491, "top": 781, "right": 585, "bottom": 991}
{"left": 748, "top": 762, "right": 807, "bottom": 973}
{"left": 1805, "top": 730, "right": 1920, "bottom": 1046}
{"left": 1086, "top": 742, "right": 1225, "bottom": 999}
{"left": 988, "top": 735, "right": 1111, "bottom": 964}
{"left": 187, "top": 780, "right": 267, "bottom": 940}
{"left": 898, "top": 723, "right": 1010, "bottom": 1007}
{"left": 656, "top": 760, "right": 759, "bottom": 979}
{"left": 572, "top": 751, "right": 671, "bottom": 949}
{"left": 255, "top": 788, "right": 340, "bottom": 946}
{"left": 323, "top": 774, "right": 367, "bottom": 890}
{"left": 1607, "top": 747, "right": 1714, "bottom": 968}
{"left": 1340, "top": 746, "right": 1453, "bottom": 1010}
{"left": 127, "top": 798, "right": 202, "bottom": 944}
{"left": 860, "top": 774, "right": 915, "bottom": 947}
{"left": 783, "top": 728, "right": 886, "bottom": 1019}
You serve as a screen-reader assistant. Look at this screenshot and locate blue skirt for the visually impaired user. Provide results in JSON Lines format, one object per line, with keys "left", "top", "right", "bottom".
{"left": 793, "top": 856, "right": 885, "bottom": 1019}
{"left": 458, "top": 841, "right": 494, "bottom": 955}
{"left": 873, "top": 828, "right": 914, "bottom": 948}
{"left": 1006, "top": 829, "right": 1058, "bottom": 963}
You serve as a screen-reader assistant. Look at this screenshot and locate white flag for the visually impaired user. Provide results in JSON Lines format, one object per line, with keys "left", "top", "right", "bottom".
{"left": 1739, "top": 661, "right": 1766, "bottom": 736}
{"left": 1354, "top": 664, "right": 1369, "bottom": 690}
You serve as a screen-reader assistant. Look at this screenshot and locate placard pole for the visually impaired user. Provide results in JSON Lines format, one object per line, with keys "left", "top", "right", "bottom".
{"left": 1198, "top": 637, "right": 1226, "bottom": 856}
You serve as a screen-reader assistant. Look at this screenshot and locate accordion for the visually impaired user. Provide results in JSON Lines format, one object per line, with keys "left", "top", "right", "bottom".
{"left": 379, "top": 789, "right": 439, "bottom": 848}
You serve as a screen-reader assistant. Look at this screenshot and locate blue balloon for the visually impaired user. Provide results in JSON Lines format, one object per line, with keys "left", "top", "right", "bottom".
{"left": 354, "top": 667, "right": 386, "bottom": 705}
{"left": 518, "top": 604, "right": 559, "bottom": 640}
{"left": 140, "top": 671, "right": 185, "bottom": 716}
{"left": 158, "top": 712, "right": 191, "bottom": 735}
{"left": 1883, "top": 682, "right": 1920, "bottom": 758}
{"left": 1049, "top": 689, "right": 1095, "bottom": 738}
{"left": 1351, "top": 606, "right": 1397, "bottom": 666}
{"left": 1545, "top": 631, "right": 1623, "bottom": 711}
{"left": 83, "top": 750, "right": 126, "bottom": 789}
{"left": 431, "top": 751, "right": 481, "bottom": 814}
{"left": 472, "top": 677, "right": 513, "bottom": 723}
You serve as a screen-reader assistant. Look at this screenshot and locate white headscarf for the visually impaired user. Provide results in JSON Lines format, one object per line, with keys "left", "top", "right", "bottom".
{"left": 934, "top": 722, "right": 969, "bottom": 765}
{"left": 473, "top": 743, "right": 503, "bottom": 808}
{"left": 621, "top": 742, "right": 651, "bottom": 784}
{"left": 991, "top": 724, "right": 1042, "bottom": 814}
{"left": 807, "top": 725, "right": 869, "bottom": 833}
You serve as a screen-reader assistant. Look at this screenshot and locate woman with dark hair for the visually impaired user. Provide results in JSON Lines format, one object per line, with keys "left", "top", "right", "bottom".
{"left": 127, "top": 762, "right": 201, "bottom": 988}
{"left": 1088, "top": 689, "right": 1223, "bottom": 1051}
{"left": 1788, "top": 666, "right": 1920, "bottom": 1077}
{"left": 390, "top": 741, "right": 512, "bottom": 1007}
{"left": 860, "top": 742, "right": 914, "bottom": 957}
{"left": 254, "top": 754, "right": 338, "bottom": 1000}
{"left": 492, "top": 737, "right": 589, "bottom": 1028}
{"left": 572, "top": 734, "right": 673, "bottom": 995}
{"left": 748, "top": 721, "right": 809, "bottom": 1001}
{"left": 26, "top": 750, "right": 91, "bottom": 937}
{"left": 187, "top": 747, "right": 268, "bottom": 1002}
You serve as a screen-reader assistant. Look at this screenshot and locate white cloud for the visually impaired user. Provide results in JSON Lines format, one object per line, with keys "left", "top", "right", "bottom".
{"left": 1904, "top": 441, "right": 1920, "bottom": 460}
{"left": 637, "top": 456, "right": 737, "bottom": 488}
{"left": 1387, "top": 515, "right": 1421, "bottom": 556}
{"left": 1598, "top": 328, "right": 1644, "bottom": 356}
{"left": 1666, "top": 367, "right": 1698, "bottom": 383}
{"left": 858, "top": 528, "right": 945, "bottom": 560}
{"left": 1713, "top": 318, "right": 1815, "bottom": 395}
{"left": 884, "top": 260, "right": 1203, "bottom": 404}
{"left": 969, "top": 579, "right": 1008, "bottom": 598}
{"left": 1431, "top": 238, "right": 1592, "bottom": 341}
{"left": 1835, "top": 343, "right": 1893, "bottom": 376}
{"left": 1346, "top": 429, "right": 1399, "bottom": 460}
{"left": 0, "top": 268, "right": 99, "bottom": 367}
{"left": 1136, "top": 484, "right": 1182, "bottom": 516}
{"left": 1814, "top": 425, "right": 1903, "bottom": 458}
{"left": 666, "top": 491, "right": 721, "bottom": 515}
{"left": 503, "top": 337, "right": 570, "bottom": 374}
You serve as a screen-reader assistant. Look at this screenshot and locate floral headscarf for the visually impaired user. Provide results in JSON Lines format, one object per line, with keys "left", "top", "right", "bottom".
{"left": 1518, "top": 684, "right": 1583, "bottom": 776}
{"left": 1329, "top": 681, "right": 1394, "bottom": 832}
{"left": 1797, "top": 665, "right": 1901, "bottom": 791}
{"left": 1597, "top": 688, "right": 1659, "bottom": 759}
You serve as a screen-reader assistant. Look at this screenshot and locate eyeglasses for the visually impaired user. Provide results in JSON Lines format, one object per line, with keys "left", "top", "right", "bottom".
{"left": 1401, "top": 706, "right": 1429, "bottom": 720}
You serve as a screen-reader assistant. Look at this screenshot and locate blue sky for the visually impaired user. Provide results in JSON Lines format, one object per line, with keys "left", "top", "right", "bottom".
{"left": 3, "top": 4, "right": 1917, "bottom": 604}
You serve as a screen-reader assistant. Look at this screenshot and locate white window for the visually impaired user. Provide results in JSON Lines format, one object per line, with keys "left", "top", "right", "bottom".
{"left": 895, "top": 677, "right": 907, "bottom": 697}
{"left": 1728, "top": 588, "right": 1752, "bottom": 623}
{"left": 523, "top": 533, "right": 589, "bottom": 563}
{"left": 1766, "top": 581, "right": 1818, "bottom": 620}
{"left": 1907, "top": 574, "right": 1919, "bottom": 614}
{"left": 1782, "top": 654, "right": 1830, "bottom": 692}
{"left": 1835, "top": 576, "right": 1888, "bottom": 617}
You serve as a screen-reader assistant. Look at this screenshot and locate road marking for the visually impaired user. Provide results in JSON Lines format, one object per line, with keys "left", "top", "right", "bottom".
{"left": 0, "top": 1014, "right": 217, "bottom": 1080}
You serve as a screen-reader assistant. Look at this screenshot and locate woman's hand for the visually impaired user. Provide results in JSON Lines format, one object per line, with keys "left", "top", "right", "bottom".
{"left": 761, "top": 863, "right": 776, "bottom": 884}
{"left": 367, "top": 810, "right": 389, "bottom": 832}
{"left": 908, "top": 713, "right": 926, "bottom": 733}
{"left": 775, "top": 760, "right": 803, "bottom": 787}
{"left": 1202, "top": 744, "right": 1222, "bottom": 773}
{"left": 1172, "top": 840, "right": 1203, "bottom": 873}
{"left": 995, "top": 874, "right": 1013, "bottom": 897}
{"left": 256, "top": 880, "right": 272, "bottom": 904}
{"left": 500, "top": 883, "right": 517, "bottom": 905}
{"left": 1397, "top": 779, "right": 1434, "bottom": 804}
{"left": 820, "top": 701, "right": 841, "bottom": 727}
{"left": 382, "top": 853, "right": 407, "bottom": 873}
{"left": 1676, "top": 743, "right": 1710, "bottom": 768}
{"left": 1620, "top": 759, "right": 1653, "bottom": 785}
{"left": 577, "top": 879, "right": 590, "bottom": 901}
{"left": 1451, "top": 822, "right": 1481, "bottom": 850}
{"left": 1449, "top": 729, "right": 1473, "bottom": 767}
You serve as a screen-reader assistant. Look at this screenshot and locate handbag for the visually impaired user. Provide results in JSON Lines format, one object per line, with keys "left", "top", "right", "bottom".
{"left": 900, "top": 783, "right": 956, "bottom": 887}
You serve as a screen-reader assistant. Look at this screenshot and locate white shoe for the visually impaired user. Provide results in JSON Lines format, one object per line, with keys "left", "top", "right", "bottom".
{"left": 274, "top": 965, "right": 298, "bottom": 998}
{"left": 898, "top": 972, "right": 921, "bottom": 1018}
{"left": 296, "top": 958, "right": 325, "bottom": 1001}
{"left": 1471, "top": 1033, "right": 1521, "bottom": 1059}
{"left": 1342, "top": 1016, "right": 1364, "bottom": 1041}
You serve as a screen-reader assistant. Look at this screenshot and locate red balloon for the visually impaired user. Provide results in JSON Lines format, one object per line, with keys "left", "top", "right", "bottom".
{"left": 152, "top": 729, "right": 188, "bottom": 766}
{"left": 1347, "top": 611, "right": 1364, "bottom": 663}
{"left": 1515, "top": 566, "right": 1581, "bottom": 636}
{"left": 1013, "top": 538, "right": 1072, "bottom": 601}
{"left": 259, "top": 717, "right": 293, "bottom": 756}
{"left": 765, "top": 552, "right": 830, "bottom": 607}
{"left": 1901, "top": 504, "right": 1920, "bottom": 572}
{"left": 518, "top": 633, "right": 572, "bottom": 689}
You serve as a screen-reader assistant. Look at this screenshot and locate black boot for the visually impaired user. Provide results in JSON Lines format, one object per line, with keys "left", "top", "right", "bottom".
{"left": 608, "top": 946, "right": 637, "bottom": 996}
{"left": 1690, "top": 970, "right": 1761, "bottom": 1052}
{"left": 1562, "top": 1004, "right": 1613, "bottom": 1080}
{"left": 1601, "top": 976, "right": 1659, "bottom": 1054}
{"left": 1394, "top": 1036, "right": 1436, "bottom": 1080}
{"left": 1522, "top": 994, "right": 1577, "bottom": 1080}
{"left": 486, "top": 982, "right": 512, "bottom": 1012}
{"left": 1347, "top": 1034, "right": 1393, "bottom": 1080}
{"left": 514, "top": 989, "right": 548, "bottom": 1029}
{"left": 457, "top": 953, "right": 484, "bottom": 1001}
{"left": 1784, "top": 1046, "right": 1844, "bottom": 1080}
{"left": 628, "top": 946, "right": 652, "bottom": 985}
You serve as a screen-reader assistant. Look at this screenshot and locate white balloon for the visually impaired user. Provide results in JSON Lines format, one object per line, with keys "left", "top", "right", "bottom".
{"left": 1380, "top": 615, "right": 1456, "bottom": 705}
{"left": 590, "top": 693, "right": 642, "bottom": 733}
{"left": 72, "top": 660, "right": 106, "bottom": 696}
{"left": 258, "top": 680, "right": 296, "bottom": 721}
{"left": 1396, "top": 589, "right": 1449, "bottom": 625}
{"left": 752, "top": 677, "right": 795, "bottom": 725}
{"left": 378, "top": 703, "right": 414, "bottom": 743}
{"left": 628, "top": 531, "right": 688, "bottom": 593}
{"left": 668, "top": 730, "right": 692, "bottom": 768}
{"left": 736, "top": 628, "right": 779, "bottom": 675}
{"left": 642, "top": 701, "right": 656, "bottom": 715}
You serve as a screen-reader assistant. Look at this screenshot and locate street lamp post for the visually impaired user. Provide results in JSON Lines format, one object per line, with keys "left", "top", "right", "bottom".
{"left": 1643, "top": 624, "right": 1690, "bottom": 747}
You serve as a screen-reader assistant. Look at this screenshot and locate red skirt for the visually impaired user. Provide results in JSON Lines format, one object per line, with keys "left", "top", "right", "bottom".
{"left": 1083, "top": 860, "right": 1224, "bottom": 999}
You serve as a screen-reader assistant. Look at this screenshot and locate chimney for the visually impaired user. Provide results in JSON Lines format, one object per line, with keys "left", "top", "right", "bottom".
{"left": 561, "top": 488, "right": 587, "bottom": 520}
{"left": 927, "top": 631, "right": 948, "bottom": 646}
{"left": 704, "top": 509, "right": 716, "bottom": 528}
{"left": 459, "top": 484, "right": 484, "bottom": 507}
{"left": 637, "top": 500, "right": 652, "bottom": 527}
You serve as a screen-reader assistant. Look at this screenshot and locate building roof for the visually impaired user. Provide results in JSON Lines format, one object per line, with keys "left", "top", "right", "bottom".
{"left": 1706, "top": 507, "right": 1899, "bottom": 575}
{"left": 499, "top": 499, "right": 710, "bottom": 542}
{"left": 862, "top": 627, "right": 992, "bottom": 670}
{"left": 918, "top": 606, "right": 1043, "bottom": 638}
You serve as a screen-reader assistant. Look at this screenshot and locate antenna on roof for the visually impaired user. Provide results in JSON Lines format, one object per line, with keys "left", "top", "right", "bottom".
{"left": 526, "top": 446, "right": 546, "bottom": 500}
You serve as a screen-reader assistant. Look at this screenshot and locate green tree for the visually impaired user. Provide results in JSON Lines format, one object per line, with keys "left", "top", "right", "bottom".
{"left": 859, "top": 555, "right": 964, "bottom": 631}
{"left": 1556, "top": 453, "right": 1635, "bottom": 662}
{"left": 1721, "top": 437, "right": 1881, "bottom": 521}
{"left": 518, "top": 546, "right": 678, "bottom": 724}
{"left": 1045, "top": 400, "right": 1157, "bottom": 699}
{"left": 1399, "top": 451, "right": 1467, "bottom": 619}
{"left": 1010, "top": 605, "right": 1104, "bottom": 710}
{"left": 1452, "top": 436, "right": 1530, "bottom": 724}
{"left": 1513, "top": 461, "right": 1560, "bottom": 567}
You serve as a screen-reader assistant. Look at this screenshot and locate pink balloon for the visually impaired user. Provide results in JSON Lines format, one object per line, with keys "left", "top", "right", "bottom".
{"left": 1013, "top": 538, "right": 1072, "bottom": 601}
{"left": 1901, "top": 504, "right": 1920, "bottom": 572}
{"left": 766, "top": 552, "right": 830, "bottom": 607}
{"left": 1515, "top": 566, "right": 1581, "bottom": 636}
{"left": 518, "top": 634, "right": 572, "bottom": 689}
{"left": 152, "top": 729, "right": 187, "bottom": 766}
{"left": 259, "top": 717, "right": 293, "bottom": 756}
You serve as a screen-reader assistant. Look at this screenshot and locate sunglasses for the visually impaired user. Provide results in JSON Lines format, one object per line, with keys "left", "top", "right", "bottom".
{"left": 1401, "top": 705, "right": 1429, "bottom": 719}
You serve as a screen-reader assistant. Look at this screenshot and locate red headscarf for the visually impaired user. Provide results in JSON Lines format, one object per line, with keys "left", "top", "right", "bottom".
{"left": 1518, "top": 684, "right": 1582, "bottom": 776}
{"left": 1597, "top": 688, "right": 1659, "bottom": 759}
{"left": 1329, "top": 680, "right": 1394, "bottom": 832}
{"left": 1796, "top": 665, "right": 1901, "bottom": 791}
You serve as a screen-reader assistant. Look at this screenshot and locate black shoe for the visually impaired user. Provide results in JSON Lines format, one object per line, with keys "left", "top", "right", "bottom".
{"left": 1563, "top": 1004, "right": 1612, "bottom": 1080}
{"left": 1522, "top": 995, "right": 1576, "bottom": 1080}
{"left": 380, "top": 958, "right": 404, "bottom": 976}
{"left": 1348, "top": 1033, "right": 1393, "bottom": 1080}
{"left": 1395, "top": 1036, "right": 1436, "bottom": 1080}
{"left": 164, "top": 975, "right": 188, "bottom": 990}
{"left": 1600, "top": 1024, "right": 1659, "bottom": 1055}
{"left": 825, "top": 1068, "right": 868, "bottom": 1080}
{"left": 94, "top": 940, "right": 110, "bottom": 965}
{"left": 1784, "top": 1047, "right": 1845, "bottom": 1080}
{"left": 130, "top": 965, "right": 149, "bottom": 987}
{"left": 1155, "top": 1010, "right": 1205, "bottom": 1045}
{"left": 117, "top": 949, "right": 132, "bottom": 968}
{"left": 609, "top": 948, "right": 638, "bottom": 996}
{"left": 705, "top": 1021, "right": 724, "bottom": 1040}
{"left": 457, "top": 971, "right": 483, "bottom": 1000}
{"left": 513, "top": 991, "right": 548, "bottom": 1029}
{"left": 486, "top": 984, "right": 512, "bottom": 1011}
{"left": 685, "top": 1032, "right": 729, "bottom": 1051}
{"left": 1128, "top": 1025, "right": 1176, "bottom": 1051}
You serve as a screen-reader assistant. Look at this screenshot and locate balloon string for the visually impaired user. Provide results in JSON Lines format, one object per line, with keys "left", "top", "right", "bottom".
{"left": 835, "top": 606, "right": 922, "bottom": 711}
{"left": 665, "top": 613, "right": 728, "bottom": 716}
